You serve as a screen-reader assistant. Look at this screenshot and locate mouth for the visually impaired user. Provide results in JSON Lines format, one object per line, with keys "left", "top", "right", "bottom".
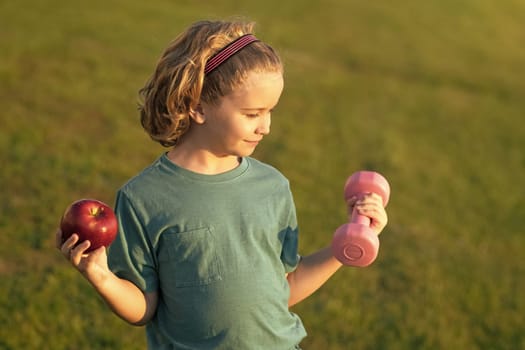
{"left": 245, "top": 139, "right": 262, "bottom": 146}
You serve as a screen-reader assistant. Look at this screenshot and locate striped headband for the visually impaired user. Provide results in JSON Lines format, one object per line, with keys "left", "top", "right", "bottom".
{"left": 204, "top": 34, "right": 260, "bottom": 75}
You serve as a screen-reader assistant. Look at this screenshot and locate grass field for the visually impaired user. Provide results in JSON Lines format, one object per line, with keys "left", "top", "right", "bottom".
{"left": 1, "top": 0, "right": 524, "bottom": 349}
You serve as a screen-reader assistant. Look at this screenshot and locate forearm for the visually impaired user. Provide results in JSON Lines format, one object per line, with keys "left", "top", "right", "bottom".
{"left": 287, "top": 246, "right": 342, "bottom": 307}
{"left": 57, "top": 232, "right": 157, "bottom": 326}
{"left": 89, "top": 272, "right": 155, "bottom": 326}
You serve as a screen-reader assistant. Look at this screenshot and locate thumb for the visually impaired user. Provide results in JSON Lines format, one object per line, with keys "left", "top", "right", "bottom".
{"left": 89, "top": 245, "right": 108, "bottom": 260}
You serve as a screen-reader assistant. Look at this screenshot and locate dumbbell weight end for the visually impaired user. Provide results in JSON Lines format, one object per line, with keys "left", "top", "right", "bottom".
{"left": 332, "top": 223, "right": 380, "bottom": 267}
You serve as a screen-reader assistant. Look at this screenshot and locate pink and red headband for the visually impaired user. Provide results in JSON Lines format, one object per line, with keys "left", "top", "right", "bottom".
{"left": 204, "top": 34, "right": 260, "bottom": 75}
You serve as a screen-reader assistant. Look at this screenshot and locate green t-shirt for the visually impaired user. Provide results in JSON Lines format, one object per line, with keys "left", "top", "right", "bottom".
{"left": 108, "top": 154, "right": 307, "bottom": 349}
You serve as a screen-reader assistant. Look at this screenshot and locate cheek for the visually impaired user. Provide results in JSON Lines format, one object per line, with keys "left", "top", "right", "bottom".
{"left": 227, "top": 119, "right": 252, "bottom": 137}
{"left": 212, "top": 122, "right": 243, "bottom": 144}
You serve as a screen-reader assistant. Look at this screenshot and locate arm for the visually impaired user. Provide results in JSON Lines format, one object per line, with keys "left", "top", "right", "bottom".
{"left": 286, "top": 247, "right": 342, "bottom": 307}
{"left": 91, "top": 267, "right": 158, "bottom": 326}
{"left": 57, "top": 231, "right": 158, "bottom": 326}
{"left": 287, "top": 192, "right": 388, "bottom": 307}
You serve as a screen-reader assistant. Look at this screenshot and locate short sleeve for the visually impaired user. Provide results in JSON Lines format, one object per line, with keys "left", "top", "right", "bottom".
{"left": 107, "top": 191, "right": 158, "bottom": 292}
{"left": 281, "top": 227, "right": 300, "bottom": 273}
{"left": 280, "top": 183, "right": 301, "bottom": 273}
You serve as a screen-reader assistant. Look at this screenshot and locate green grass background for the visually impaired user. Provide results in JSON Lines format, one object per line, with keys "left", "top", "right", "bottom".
{"left": 1, "top": 0, "right": 524, "bottom": 349}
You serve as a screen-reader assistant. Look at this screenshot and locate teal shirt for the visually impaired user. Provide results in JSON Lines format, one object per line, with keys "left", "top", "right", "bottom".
{"left": 108, "top": 154, "right": 307, "bottom": 349}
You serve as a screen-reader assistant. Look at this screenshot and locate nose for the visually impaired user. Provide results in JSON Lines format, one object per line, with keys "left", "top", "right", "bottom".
{"left": 256, "top": 113, "right": 271, "bottom": 135}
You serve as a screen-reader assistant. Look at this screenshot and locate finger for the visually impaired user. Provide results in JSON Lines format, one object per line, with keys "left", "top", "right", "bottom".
{"left": 55, "top": 229, "right": 63, "bottom": 249}
{"left": 370, "top": 218, "right": 388, "bottom": 235}
{"left": 370, "top": 210, "right": 388, "bottom": 235}
{"left": 346, "top": 196, "right": 358, "bottom": 215}
{"left": 70, "top": 240, "right": 91, "bottom": 265}
{"left": 89, "top": 245, "right": 106, "bottom": 260}
{"left": 357, "top": 192, "right": 383, "bottom": 206}
{"left": 354, "top": 201, "right": 380, "bottom": 214}
{"left": 354, "top": 201, "right": 387, "bottom": 226}
{"left": 60, "top": 234, "right": 79, "bottom": 258}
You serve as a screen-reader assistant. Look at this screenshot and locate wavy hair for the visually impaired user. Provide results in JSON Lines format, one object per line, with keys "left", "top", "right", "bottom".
{"left": 139, "top": 20, "right": 283, "bottom": 147}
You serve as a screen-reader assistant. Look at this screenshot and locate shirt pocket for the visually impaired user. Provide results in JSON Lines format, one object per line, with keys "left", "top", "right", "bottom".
{"left": 158, "top": 227, "right": 222, "bottom": 288}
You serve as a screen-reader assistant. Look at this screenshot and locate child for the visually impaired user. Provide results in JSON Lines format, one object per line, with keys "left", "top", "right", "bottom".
{"left": 57, "top": 19, "right": 388, "bottom": 349}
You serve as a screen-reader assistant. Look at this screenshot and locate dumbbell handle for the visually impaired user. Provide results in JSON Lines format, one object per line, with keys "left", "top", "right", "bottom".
{"left": 351, "top": 203, "right": 371, "bottom": 226}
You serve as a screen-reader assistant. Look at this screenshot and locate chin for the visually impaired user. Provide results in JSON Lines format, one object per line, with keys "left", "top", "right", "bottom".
{"left": 233, "top": 152, "right": 252, "bottom": 159}
{"left": 242, "top": 148, "right": 257, "bottom": 157}
{"left": 232, "top": 147, "right": 256, "bottom": 158}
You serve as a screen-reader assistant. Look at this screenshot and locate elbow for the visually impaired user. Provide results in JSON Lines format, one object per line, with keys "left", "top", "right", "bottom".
{"left": 127, "top": 294, "right": 158, "bottom": 326}
{"left": 131, "top": 307, "right": 157, "bottom": 327}
{"left": 121, "top": 312, "right": 153, "bottom": 327}
{"left": 129, "top": 290, "right": 158, "bottom": 326}
{"left": 130, "top": 319, "right": 149, "bottom": 327}
{"left": 127, "top": 310, "right": 155, "bottom": 326}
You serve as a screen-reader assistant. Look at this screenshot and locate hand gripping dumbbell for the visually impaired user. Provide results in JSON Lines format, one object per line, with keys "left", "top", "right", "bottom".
{"left": 332, "top": 171, "right": 390, "bottom": 267}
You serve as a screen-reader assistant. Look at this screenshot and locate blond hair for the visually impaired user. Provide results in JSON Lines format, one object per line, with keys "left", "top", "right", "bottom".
{"left": 139, "top": 20, "right": 283, "bottom": 147}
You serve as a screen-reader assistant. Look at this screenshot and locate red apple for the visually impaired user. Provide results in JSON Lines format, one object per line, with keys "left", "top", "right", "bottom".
{"left": 60, "top": 199, "right": 118, "bottom": 252}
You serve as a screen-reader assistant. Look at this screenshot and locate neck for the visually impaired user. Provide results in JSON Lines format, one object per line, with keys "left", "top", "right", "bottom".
{"left": 167, "top": 146, "right": 240, "bottom": 175}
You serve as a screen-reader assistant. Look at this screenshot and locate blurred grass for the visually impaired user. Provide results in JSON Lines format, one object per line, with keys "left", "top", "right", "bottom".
{"left": 1, "top": 0, "right": 524, "bottom": 349}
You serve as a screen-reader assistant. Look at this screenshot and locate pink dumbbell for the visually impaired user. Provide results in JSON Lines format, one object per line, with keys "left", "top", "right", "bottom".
{"left": 332, "top": 171, "right": 390, "bottom": 267}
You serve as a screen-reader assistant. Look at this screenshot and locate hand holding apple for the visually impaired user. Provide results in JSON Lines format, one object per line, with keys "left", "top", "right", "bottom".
{"left": 60, "top": 199, "right": 118, "bottom": 253}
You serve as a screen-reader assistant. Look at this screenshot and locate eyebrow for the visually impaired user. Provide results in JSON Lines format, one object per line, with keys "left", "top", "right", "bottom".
{"left": 240, "top": 105, "right": 278, "bottom": 111}
{"left": 240, "top": 107, "right": 267, "bottom": 111}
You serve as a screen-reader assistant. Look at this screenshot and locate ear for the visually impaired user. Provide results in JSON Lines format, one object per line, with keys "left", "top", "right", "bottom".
{"left": 189, "top": 104, "right": 206, "bottom": 124}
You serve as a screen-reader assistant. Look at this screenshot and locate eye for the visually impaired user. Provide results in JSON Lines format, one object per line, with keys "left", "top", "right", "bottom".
{"left": 243, "top": 108, "right": 275, "bottom": 118}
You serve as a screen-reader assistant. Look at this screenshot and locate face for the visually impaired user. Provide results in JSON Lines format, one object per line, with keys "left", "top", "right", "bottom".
{"left": 198, "top": 71, "right": 284, "bottom": 158}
